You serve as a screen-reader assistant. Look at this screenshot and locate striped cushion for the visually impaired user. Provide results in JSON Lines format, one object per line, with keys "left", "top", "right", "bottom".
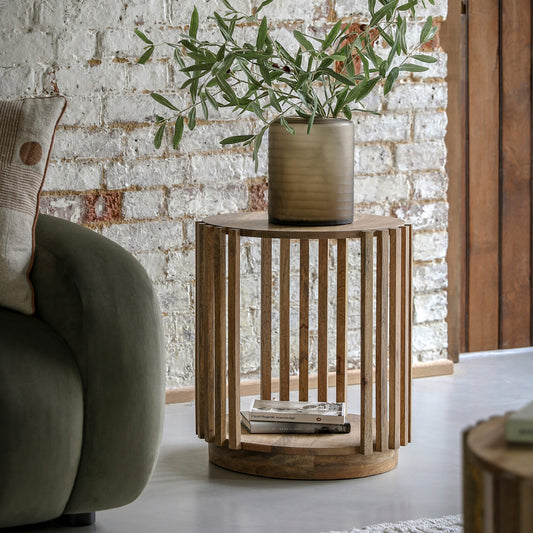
{"left": 0, "top": 96, "right": 66, "bottom": 314}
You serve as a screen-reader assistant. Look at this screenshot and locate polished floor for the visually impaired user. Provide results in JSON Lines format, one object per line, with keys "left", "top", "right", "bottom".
{"left": 8, "top": 348, "right": 533, "bottom": 533}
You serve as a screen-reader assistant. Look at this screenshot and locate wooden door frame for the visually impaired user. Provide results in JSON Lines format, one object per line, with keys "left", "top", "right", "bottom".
{"left": 443, "top": 0, "right": 533, "bottom": 359}
{"left": 441, "top": 0, "right": 467, "bottom": 361}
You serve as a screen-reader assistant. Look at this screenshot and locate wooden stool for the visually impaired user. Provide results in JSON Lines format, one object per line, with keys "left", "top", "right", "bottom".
{"left": 463, "top": 415, "right": 533, "bottom": 532}
{"left": 195, "top": 211, "right": 413, "bottom": 479}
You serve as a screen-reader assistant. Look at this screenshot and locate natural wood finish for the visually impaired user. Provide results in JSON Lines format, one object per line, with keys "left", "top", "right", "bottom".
{"left": 376, "top": 231, "right": 389, "bottom": 452}
{"left": 467, "top": 0, "right": 500, "bottom": 351}
{"left": 389, "top": 228, "right": 401, "bottom": 450}
{"left": 204, "top": 211, "right": 404, "bottom": 239}
{"left": 360, "top": 232, "right": 374, "bottom": 455}
{"left": 318, "top": 239, "right": 329, "bottom": 402}
{"left": 195, "top": 213, "right": 413, "bottom": 479}
{"left": 279, "top": 238, "right": 290, "bottom": 401}
{"left": 214, "top": 227, "right": 227, "bottom": 446}
{"left": 167, "top": 359, "right": 452, "bottom": 405}
{"left": 441, "top": 0, "right": 467, "bottom": 360}
{"left": 194, "top": 222, "right": 203, "bottom": 437}
{"left": 407, "top": 225, "right": 413, "bottom": 443}
{"left": 400, "top": 226, "right": 409, "bottom": 446}
{"left": 463, "top": 415, "right": 533, "bottom": 533}
{"left": 500, "top": 0, "right": 532, "bottom": 350}
{"left": 336, "top": 239, "right": 348, "bottom": 403}
{"left": 204, "top": 225, "right": 215, "bottom": 442}
{"left": 299, "top": 239, "right": 310, "bottom": 401}
{"left": 227, "top": 229, "right": 241, "bottom": 449}
{"left": 209, "top": 414, "right": 398, "bottom": 480}
{"left": 261, "top": 238, "right": 272, "bottom": 400}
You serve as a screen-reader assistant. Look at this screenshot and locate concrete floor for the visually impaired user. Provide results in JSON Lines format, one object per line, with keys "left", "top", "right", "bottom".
{"left": 8, "top": 348, "right": 533, "bottom": 533}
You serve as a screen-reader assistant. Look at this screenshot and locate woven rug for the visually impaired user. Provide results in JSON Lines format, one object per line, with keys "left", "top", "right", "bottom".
{"left": 322, "top": 514, "right": 463, "bottom": 533}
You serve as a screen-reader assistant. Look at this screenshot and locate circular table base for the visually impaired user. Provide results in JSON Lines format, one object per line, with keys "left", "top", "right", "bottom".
{"left": 209, "top": 444, "right": 398, "bottom": 480}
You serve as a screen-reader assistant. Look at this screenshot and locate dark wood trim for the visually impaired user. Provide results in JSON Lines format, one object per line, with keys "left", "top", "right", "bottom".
{"left": 165, "top": 360, "right": 455, "bottom": 404}
{"left": 441, "top": 0, "right": 468, "bottom": 360}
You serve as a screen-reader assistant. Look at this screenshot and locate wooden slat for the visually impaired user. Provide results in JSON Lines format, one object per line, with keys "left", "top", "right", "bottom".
{"left": 336, "top": 239, "right": 348, "bottom": 403}
{"left": 195, "top": 222, "right": 204, "bottom": 438}
{"left": 204, "top": 225, "right": 215, "bottom": 443}
{"left": 408, "top": 225, "right": 413, "bottom": 444}
{"left": 227, "top": 229, "right": 241, "bottom": 449}
{"left": 500, "top": 0, "right": 532, "bottom": 349}
{"left": 467, "top": 0, "right": 500, "bottom": 351}
{"left": 318, "top": 239, "right": 329, "bottom": 402}
{"left": 279, "top": 238, "right": 291, "bottom": 401}
{"left": 214, "top": 227, "right": 227, "bottom": 446}
{"left": 299, "top": 239, "right": 310, "bottom": 401}
{"left": 389, "top": 228, "right": 401, "bottom": 450}
{"left": 360, "top": 232, "right": 374, "bottom": 455}
{"left": 376, "top": 230, "right": 389, "bottom": 452}
{"left": 400, "top": 226, "right": 410, "bottom": 446}
{"left": 261, "top": 238, "right": 272, "bottom": 400}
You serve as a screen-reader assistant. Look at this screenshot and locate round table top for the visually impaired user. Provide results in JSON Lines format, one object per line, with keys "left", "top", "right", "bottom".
{"left": 202, "top": 211, "right": 406, "bottom": 239}
{"left": 466, "top": 415, "right": 533, "bottom": 480}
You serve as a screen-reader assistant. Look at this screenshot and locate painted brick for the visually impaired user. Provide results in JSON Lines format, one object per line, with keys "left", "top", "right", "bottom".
{"left": 60, "top": 95, "right": 103, "bottom": 127}
{"left": 353, "top": 113, "right": 411, "bottom": 143}
{"left": 53, "top": 127, "right": 123, "bottom": 160}
{"left": 101, "top": 220, "right": 184, "bottom": 253}
{"left": 393, "top": 201, "right": 448, "bottom": 231}
{"left": 354, "top": 173, "right": 411, "bottom": 204}
{"left": 0, "top": 66, "right": 36, "bottom": 97}
{"left": 253, "top": 0, "right": 329, "bottom": 23}
{"left": 0, "top": 0, "right": 34, "bottom": 28}
{"left": 123, "top": 189, "right": 166, "bottom": 220}
{"left": 414, "top": 111, "right": 448, "bottom": 142}
{"left": 0, "top": 30, "right": 54, "bottom": 67}
{"left": 37, "top": 0, "right": 124, "bottom": 29}
{"left": 133, "top": 250, "right": 167, "bottom": 282}
{"left": 414, "top": 291, "right": 448, "bottom": 323}
{"left": 39, "top": 195, "right": 86, "bottom": 224}
{"left": 54, "top": 62, "right": 128, "bottom": 95}
{"left": 413, "top": 231, "right": 448, "bottom": 262}
{"left": 412, "top": 171, "right": 448, "bottom": 201}
{"left": 412, "top": 320, "right": 448, "bottom": 352}
{"left": 44, "top": 162, "right": 102, "bottom": 192}
{"left": 396, "top": 141, "right": 447, "bottom": 172}
{"left": 413, "top": 261, "right": 448, "bottom": 293}
{"left": 386, "top": 82, "right": 447, "bottom": 111}
{"left": 333, "top": 0, "right": 371, "bottom": 20}
{"left": 57, "top": 30, "right": 98, "bottom": 65}
{"left": 169, "top": 0, "right": 252, "bottom": 27}
{"left": 190, "top": 152, "right": 247, "bottom": 184}
{"left": 166, "top": 249, "right": 195, "bottom": 284}
{"left": 127, "top": 61, "right": 170, "bottom": 93}
{"left": 354, "top": 144, "right": 394, "bottom": 175}
{"left": 105, "top": 157, "right": 189, "bottom": 189}
{"left": 121, "top": 0, "right": 168, "bottom": 27}
{"left": 168, "top": 184, "right": 248, "bottom": 219}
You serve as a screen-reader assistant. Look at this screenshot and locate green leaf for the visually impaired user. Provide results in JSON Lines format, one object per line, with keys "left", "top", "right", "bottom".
{"left": 222, "top": 0, "right": 236, "bottom": 11}
{"left": 189, "top": 7, "right": 199, "bottom": 39}
{"left": 252, "top": 126, "right": 267, "bottom": 172}
{"left": 257, "top": 16, "right": 268, "bottom": 49}
{"left": 188, "top": 107, "right": 196, "bottom": 130}
{"left": 413, "top": 54, "right": 438, "bottom": 63}
{"left": 256, "top": 0, "right": 274, "bottom": 13}
{"left": 400, "top": 63, "right": 429, "bottom": 72}
{"left": 368, "top": 0, "right": 376, "bottom": 15}
{"left": 370, "top": 0, "right": 398, "bottom": 27}
{"left": 353, "top": 77, "right": 380, "bottom": 102}
{"left": 216, "top": 74, "right": 239, "bottom": 105}
{"left": 200, "top": 95, "right": 209, "bottom": 120}
{"left": 420, "top": 16, "right": 434, "bottom": 44}
{"left": 205, "top": 90, "right": 219, "bottom": 110}
{"left": 342, "top": 106, "right": 352, "bottom": 120}
{"left": 322, "top": 68, "right": 356, "bottom": 86}
{"left": 173, "top": 116, "right": 184, "bottom": 148}
{"left": 378, "top": 28, "right": 395, "bottom": 48}
{"left": 151, "top": 92, "right": 179, "bottom": 111}
{"left": 154, "top": 122, "right": 165, "bottom": 149}
{"left": 330, "top": 54, "right": 347, "bottom": 61}
{"left": 307, "top": 100, "right": 317, "bottom": 134}
{"left": 268, "top": 89, "right": 282, "bottom": 112}
{"left": 134, "top": 29, "right": 153, "bottom": 45}
{"left": 137, "top": 46, "right": 154, "bottom": 64}
{"left": 293, "top": 30, "right": 315, "bottom": 52}
{"left": 383, "top": 66, "right": 399, "bottom": 94}
{"left": 220, "top": 134, "right": 255, "bottom": 145}
{"left": 323, "top": 20, "right": 343, "bottom": 50}
{"left": 280, "top": 117, "right": 295, "bottom": 135}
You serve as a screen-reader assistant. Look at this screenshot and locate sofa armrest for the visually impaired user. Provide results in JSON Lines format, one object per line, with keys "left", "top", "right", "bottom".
{"left": 31, "top": 214, "right": 165, "bottom": 513}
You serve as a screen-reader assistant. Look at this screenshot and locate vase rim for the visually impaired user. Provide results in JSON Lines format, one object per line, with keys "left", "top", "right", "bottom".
{"left": 271, "top": 117, "right": 352, "bottom": 124}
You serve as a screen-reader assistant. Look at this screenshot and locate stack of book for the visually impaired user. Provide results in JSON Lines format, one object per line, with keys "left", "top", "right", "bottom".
{"left": 505, "top": 400, "right": 533, "bottom": 444}
{"left": 241, "top": 399, "right": 350, "bottom": 434}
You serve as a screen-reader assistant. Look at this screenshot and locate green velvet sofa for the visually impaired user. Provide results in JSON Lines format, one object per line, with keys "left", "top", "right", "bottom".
{"left": 0, "top": 214, "right": 165, "bottom": 528}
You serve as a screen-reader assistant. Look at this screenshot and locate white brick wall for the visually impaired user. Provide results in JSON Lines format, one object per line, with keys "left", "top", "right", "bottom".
{"left": 0, "top": 0, "right": 449, "bottom": 388}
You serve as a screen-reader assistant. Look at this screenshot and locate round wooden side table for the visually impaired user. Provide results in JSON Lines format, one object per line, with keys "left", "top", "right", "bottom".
{"left": 195, "top": 211, "right": 413, "bottom": 479}
{"left": 463, "top": 415, "right": 533, "bottom": 533}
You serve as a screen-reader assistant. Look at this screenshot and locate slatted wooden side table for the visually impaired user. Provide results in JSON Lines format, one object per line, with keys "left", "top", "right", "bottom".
{"left": 463, "top": 416, "right": 533, "bottom": 533}
{"left": 195, "top": 211, "right": 412, "bottom": 479}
